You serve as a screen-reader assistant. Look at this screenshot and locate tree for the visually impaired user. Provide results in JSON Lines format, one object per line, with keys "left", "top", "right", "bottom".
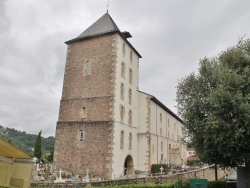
{"left": 45, "top": 147, "right": 54, "bottom": 162}
{"left": 33, "top": 130, "right": 42, "bottom": 161}
{"left": 176, "top": 39, "right": 250, "bottom": 186}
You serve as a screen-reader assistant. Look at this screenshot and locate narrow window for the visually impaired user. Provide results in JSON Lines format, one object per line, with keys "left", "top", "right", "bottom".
{"left": 128, "top": 110, "right": 132, "bottom": 125}
{"left": 122, "top": 43, "right": 126, "bottom": 56}
{"left": 121, "top": 62, "right": 125, "bottom": 78}
{"left": 84, "top": 60, "right": 91, "bottom": 76}
{"left": 169, "top": 144, "right": 171, "bottom": 149}
{"left": 120, "top": 83, "right": 124, "bottom": 100}
{"left": 161, "top": 154, "right": 163, "bottom": 161}
{"left": 80, "top": 129, "right": 84, "bottom": 141}
{"left": 120, "top": 105, "right": 125, "bottom": 123}
{"left": 120, "top": 130, "right": 124, "bottom": 149}
{"left": 128, "top": 88, "right": 132, "bottom": 104}
{"left": 161, "top": 142, "right": 163, "bottom": 150}
{"left": 130, "top": 51, "right": 133, "bottom": 63}
{"left": 129, "top": 132, "right": 132, "bottom": 150}
{"left": 129, "top": 68, "right": 133, "bottom": 84}
{"left": 80, "top": 107, "right": 87, "bottom": 119}
{"left": 160, "top": 113, "right": 162, "bottom": 123}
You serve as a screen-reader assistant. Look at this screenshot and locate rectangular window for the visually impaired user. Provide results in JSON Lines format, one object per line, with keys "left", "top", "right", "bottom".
{"left": 130, "top": 51, "right": 133, "bottom": 64}
{"left": 128, "top": 88, "right": 132, "bottom": 104}
{"left": 83, "top": 60, "right": 91, "bottom": 76}
{"left": 121, "top": 62, "right": 125, "bottom": 78}
{"left": 122, "top": 43, "right": 126, "bottom": 57}
{"left": 129, "top": 68, "right": 133, "bottom": 84}
{"left": 120, "top": 105, "right": 125, "bottom": 123}
{"left": 120, "top": 130, "right": 124, "bottom": 149}
{"left": 161, "top": 142, "right": 163, "bottom": 150}
{"left": 80, "top": 129, "right": 84, "bottom": 141}
{"left": 120, "top": 83, "right": 124, "bottom": 100}
{"left": 129, "top": 132, "right": 132, "bottom": 150}
{"left": 128, "top": 110, "right": 132, "bottom": 125}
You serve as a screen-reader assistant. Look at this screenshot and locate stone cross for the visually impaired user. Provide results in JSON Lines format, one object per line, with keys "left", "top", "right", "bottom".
{"left": 160, "top": 166, "right": 164, "bottom": 173}
{"left": 59, "top": 169, "right": 63, "bottom": 179}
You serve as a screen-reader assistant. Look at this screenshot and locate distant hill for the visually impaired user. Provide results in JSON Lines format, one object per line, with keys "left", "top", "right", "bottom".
{"left": 0, "top": 125, "right": 54, "bottom": 155}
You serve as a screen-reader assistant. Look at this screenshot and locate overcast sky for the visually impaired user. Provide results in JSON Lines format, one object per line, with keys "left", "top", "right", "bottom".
{"left": 1, "top": 0, "right": 249, "bottom": 137}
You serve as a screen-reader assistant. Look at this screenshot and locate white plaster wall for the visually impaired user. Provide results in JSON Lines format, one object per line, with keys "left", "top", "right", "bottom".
{"left": 111, "top": 34, "right": 140, "bottom": 178}
{"left": 136, "top": 92, "right": 150, "bottom": 171}
{"left": 149, "top": 101, "right": 169, "bottom": 165}
{"left": 112, "top": 122, "right": 137, "bottom": 179}
{"left": 136, "top": 133, "right": 149, "bottom": 171}
{"left": 137, "top": 92, "right": 149, "bottom": 133}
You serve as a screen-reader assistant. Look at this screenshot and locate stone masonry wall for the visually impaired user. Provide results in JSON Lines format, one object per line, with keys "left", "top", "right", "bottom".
{"left": 54, "top": 34, "right": 118, "bottom": 179}
{"left": 59, "top": 34, "right": 117, "bottom": 121}
{"left": 53, "top": 121, "right": 113, "bottom": 178}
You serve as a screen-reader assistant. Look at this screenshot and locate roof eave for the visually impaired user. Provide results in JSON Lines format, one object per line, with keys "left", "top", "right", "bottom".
{"left": 150, "top": 96, "right": 184, "bottom": 124}
{"left": 65, "top": 31, "right": 142, "bottom": 58}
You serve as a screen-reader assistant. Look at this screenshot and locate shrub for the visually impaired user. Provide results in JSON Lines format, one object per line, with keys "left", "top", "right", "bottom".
{"left": 208, "top": 181, "right": 226, "bottom": 188}
{"left": 174, "top": 179, "right": 189, "bottom": 188}
{"left": 151, "top": 164, "right": 168, "bottom": 174}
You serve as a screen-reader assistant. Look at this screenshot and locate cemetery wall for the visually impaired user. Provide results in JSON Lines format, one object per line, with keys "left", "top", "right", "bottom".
{"left": 32, "top": 165, "right": 233, "bottom": 187}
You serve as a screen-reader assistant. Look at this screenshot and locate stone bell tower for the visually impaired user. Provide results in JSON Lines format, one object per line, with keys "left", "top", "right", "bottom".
{"left": 53, "top": 12, "right": 141, "bottom": 179}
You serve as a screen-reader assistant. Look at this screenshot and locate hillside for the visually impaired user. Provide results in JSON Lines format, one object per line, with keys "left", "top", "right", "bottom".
{"left": 0, "top": 125, "right": 54, "bottom": 155}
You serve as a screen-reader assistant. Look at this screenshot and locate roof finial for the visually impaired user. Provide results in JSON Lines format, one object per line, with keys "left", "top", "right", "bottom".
{"left": 107, "top": 1, "right": 109, "bottom": 13}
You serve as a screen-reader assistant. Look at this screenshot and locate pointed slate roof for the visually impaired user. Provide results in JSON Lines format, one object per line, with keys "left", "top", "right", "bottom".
{"left": 78, "top": 13, "right": 120, "bottom": 39}
{"left": 66, "top": 13, "right": 120, "bottom": 43}
{"left": 65, "top": 12, "right": 142, "bottom": 58}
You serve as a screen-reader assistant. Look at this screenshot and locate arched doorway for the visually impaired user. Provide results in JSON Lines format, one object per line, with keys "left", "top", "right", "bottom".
{"left": 124, "top": 155, "right": 134, "bottom": 175}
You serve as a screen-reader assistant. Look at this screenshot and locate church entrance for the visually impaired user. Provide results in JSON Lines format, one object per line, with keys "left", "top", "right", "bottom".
{"left": 124, "top": 155, "right": 134, "bottom": 175}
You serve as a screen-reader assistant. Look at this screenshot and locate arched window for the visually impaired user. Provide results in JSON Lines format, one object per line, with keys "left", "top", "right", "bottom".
{"left": 160, "top": 113, "right": 162, "bottom": 123}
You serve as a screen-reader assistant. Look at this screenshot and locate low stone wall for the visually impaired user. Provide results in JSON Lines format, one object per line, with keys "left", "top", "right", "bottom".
{"left": 31, "top": 165, "right": 233, "bottom": 187}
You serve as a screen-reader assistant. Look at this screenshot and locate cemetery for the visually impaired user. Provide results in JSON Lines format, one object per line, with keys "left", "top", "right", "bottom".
{"left": 31, "top": 162, "right": 233, "bottom": 187}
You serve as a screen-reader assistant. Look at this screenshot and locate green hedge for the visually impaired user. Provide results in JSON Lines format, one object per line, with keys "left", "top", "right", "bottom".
{"left": 208, "top": 181, "right": 227, "bottom": 188}
{"left": 90, "top": 180, "right": 227, "bottom": 188}
{"left": 151, "top": 164, "right": 169, "bottom": 174}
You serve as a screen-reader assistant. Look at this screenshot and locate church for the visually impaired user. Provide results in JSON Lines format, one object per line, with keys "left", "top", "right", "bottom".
{"left": 53, "top": 12, "right": 186, "bottom": 179}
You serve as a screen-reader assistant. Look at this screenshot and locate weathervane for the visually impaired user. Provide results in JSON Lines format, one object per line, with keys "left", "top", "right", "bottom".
{"left": 107, "top": 1, "right": 109, "bottom": 13}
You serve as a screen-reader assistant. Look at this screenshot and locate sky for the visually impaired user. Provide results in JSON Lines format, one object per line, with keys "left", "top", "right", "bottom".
{"left": 0, "top": 0, "right": 249, "bottom": 137}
